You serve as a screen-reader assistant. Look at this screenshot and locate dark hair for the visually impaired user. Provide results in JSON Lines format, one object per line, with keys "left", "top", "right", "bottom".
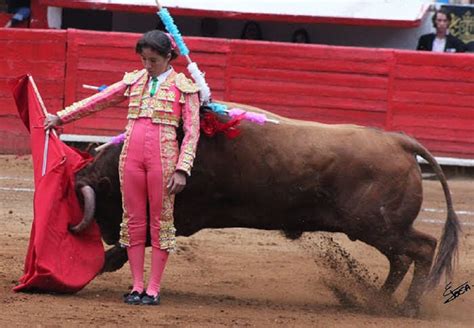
{"left": 432, "top": 8, "right": 451, "bottom": 28}
{"left": 240, "top": 21, "right": 262, "bottom": 40}
{"left": 135, "top": 30, "right": 178, "bottom": 60}
{"left": 292, "top": 28, "right": 310, "bottom": 43}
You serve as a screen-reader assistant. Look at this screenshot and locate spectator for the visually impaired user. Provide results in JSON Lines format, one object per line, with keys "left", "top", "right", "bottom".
{"left": 292, "top": 28, "right": 310, "bottom": 43}
{"left": 416, "top": 8, "right": 467, "bottom": 53}
{"left": 5, "top": 0, "right": 30, "bottom": 27}
{"left": 240, "top": 21, "right": 262, "bottom": 40}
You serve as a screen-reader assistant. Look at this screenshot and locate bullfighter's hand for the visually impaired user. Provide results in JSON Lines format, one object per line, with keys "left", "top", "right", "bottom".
{"left": 167, "top": 171, "right": 187, "bottom": 194}
{"left": 44, "top": 114, "right": 62, "bottom": 130}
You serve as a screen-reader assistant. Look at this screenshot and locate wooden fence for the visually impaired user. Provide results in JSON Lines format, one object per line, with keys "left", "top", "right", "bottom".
{"left": 1, "top": 29, "right": 472, "bottom": 158}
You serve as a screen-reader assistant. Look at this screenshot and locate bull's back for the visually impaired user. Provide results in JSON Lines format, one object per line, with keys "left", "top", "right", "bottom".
{"left": 193, "top": 117, "right": 418, "bottom": 207}
{"left": 202, "top": 118, "right": 415, "bottom": 181}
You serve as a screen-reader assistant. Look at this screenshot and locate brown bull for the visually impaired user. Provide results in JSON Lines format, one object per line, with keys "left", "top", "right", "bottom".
{"left": 72, "top": 102, "right": 460, "bottom": 316}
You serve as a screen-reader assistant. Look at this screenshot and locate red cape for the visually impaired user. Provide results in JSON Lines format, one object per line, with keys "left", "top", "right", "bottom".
{"left": 11, "top": 75, "right": 104, "bottom": 293}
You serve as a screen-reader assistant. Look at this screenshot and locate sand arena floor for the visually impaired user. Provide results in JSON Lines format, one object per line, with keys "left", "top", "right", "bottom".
{"left": 0, "top": 155, "right": 473, "bottom": 327}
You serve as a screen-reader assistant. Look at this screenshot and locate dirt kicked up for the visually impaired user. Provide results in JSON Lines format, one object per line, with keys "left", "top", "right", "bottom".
{"left": 0, "top": 155, "right": 473, "bottom": 327}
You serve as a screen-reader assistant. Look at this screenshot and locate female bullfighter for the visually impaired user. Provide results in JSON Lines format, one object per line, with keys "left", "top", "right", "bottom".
{"left": 44, "top": 30, "right": 200, "bottom": 306}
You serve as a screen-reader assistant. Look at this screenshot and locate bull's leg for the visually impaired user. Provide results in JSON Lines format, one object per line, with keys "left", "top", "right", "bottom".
{"left": 399, "top": 228, "right": 437, "bottom": 317}
{"left": 380, "top": 254, "right": 412, "bottom": 295}
{"left": 101, "top": 244, "right": 128, "bottom": 273}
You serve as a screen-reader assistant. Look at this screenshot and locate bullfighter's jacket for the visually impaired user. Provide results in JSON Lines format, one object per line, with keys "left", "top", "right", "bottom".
{"left": 57, "top": 68, "right": 200, "bottom": 176}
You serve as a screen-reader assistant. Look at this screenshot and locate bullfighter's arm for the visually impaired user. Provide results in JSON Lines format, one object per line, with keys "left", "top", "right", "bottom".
{"left": 57, "top": 69, "right": 145, "bottom": 124}
{"left": 175, "top": 74, "right": 200, "bottom": 176}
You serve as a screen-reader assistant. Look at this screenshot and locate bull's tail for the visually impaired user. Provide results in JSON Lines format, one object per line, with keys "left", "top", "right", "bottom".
{"left": 397, "top": 133, "right": 461, "bottom": 288}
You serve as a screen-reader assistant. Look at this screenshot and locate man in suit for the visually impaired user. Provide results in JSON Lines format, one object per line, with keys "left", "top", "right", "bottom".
{"left": 417, "top": 8, "right": 467, "bottom": 53}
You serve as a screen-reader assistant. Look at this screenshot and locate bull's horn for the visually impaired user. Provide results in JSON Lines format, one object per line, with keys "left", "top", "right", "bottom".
{"left": 69, "top": 185, "right": 96, "bottom": 234}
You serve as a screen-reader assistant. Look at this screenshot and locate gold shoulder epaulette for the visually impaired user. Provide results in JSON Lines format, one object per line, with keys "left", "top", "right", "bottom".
{"left": 175, "top": 73, "right": 200, "bottom": 93}
{"left": 122, "top": 69, "right": 146, "bottom": 85}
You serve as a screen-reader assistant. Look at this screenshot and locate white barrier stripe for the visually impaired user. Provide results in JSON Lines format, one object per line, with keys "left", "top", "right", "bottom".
{"left": 60, "top": 134, "right": 111, "bottom": 143}
{"left": 0, "top": 176, "right": 33, "bottom": 181}
{"left": 0, "top": 187, "right": 34, "bottom": 192}
{"left": 419, "top": 218, "right": 474, "bottom": 227}
{"left": 422, "top": 208, "right": 474, "bottom": 216}
{"left": 417, "top": 155, "right": 474, "bottom": 167}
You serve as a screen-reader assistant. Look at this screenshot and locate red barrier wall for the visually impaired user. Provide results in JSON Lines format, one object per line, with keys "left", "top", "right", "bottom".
{"left": 225, "top": 42, "right": 391, "bottom": 127}
{"left": 1, "top": 29, "right": 473, "bottom": 158}
{"left": 0, "top": 29, "right": 66, "bottom": 153}
{"left": 388, "top": 52, "right": 474, "bottom": 158}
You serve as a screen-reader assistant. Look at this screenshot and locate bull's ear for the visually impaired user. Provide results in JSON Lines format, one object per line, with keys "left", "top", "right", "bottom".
{"left": 97, "top": 177, "right": 112, "bottom": 195}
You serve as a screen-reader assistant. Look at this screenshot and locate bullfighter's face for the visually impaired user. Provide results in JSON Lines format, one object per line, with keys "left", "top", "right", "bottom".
{"left": 140, "top": 47, "right": 171, "bottom": 78}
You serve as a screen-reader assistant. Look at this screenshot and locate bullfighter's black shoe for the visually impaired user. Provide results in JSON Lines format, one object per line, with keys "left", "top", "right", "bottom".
{"left": 123, "top": 291, "right": 143, "bottom": 305}
{"left": 141, "top": 293, "right": 160, "bottom": 305}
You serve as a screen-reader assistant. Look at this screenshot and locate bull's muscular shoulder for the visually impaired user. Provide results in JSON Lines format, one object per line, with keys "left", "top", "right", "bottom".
{"left": 122, "top": 69, "right": 146, "bottom": 85}
{"left": 175, "top": 73, "right": 199, "bottom": 93}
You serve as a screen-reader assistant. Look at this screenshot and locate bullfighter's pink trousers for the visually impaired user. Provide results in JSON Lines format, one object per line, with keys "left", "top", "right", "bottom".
{"left": 122, "top": 118, "right": 174, "bottom": 297}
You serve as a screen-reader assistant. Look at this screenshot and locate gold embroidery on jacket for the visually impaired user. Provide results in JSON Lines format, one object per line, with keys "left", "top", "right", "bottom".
{"left": 175, "top": 73, "right": 200, "bottom": 93}
{"left": 123, "top": 69, "right": 146, "bottom": 85}
{"left": 156, "top": 89, "right": 176, "bottom": 102}
{"left": 127, "top": 72, "right": 148, "bottom": 110}
{"left": 126, "top": 71, "right": 183, "bottom": 127}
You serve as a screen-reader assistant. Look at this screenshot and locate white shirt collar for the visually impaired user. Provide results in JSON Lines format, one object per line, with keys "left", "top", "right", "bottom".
{"left": 432, "top": 37, "right": 446, "bottom": 53}
{"left": 148, "top": 67, "right": 173, "bottom": 89}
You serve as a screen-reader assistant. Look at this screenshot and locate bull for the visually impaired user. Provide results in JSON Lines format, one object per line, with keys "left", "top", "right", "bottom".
{"left": 72, "top": 103, "right": 460, "bottom": 316}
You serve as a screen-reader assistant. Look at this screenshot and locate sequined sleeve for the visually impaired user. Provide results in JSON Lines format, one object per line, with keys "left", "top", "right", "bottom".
{"left": 57, "top": 81, "right": 128, "bottom": 124}
{"left": 176, "top": 92, "right": 200, "bottom": 176}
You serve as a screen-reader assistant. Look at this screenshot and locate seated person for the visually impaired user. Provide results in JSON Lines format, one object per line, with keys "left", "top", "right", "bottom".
{"left": 5, "top": 0, "right": 30, "bottom": 27}
{"left": 240, "top": 21, "right": 262, "bottom": 40}
{"left": 292, "top": 28, "right": 310, "bottom": 43}
{"left": 417, "top": 8, "right": 467, "bottom": 53}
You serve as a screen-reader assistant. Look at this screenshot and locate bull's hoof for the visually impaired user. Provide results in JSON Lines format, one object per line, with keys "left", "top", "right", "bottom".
{"left": 282, "top": 230, "right": 304, "bottom": 240}
{"left": 399, "top": 301, "right": 420, "bottom": 318}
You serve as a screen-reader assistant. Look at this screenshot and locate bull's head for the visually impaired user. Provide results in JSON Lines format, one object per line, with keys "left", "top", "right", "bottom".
{"left": 70, "top": 144, "right": 123, "bottom": 244}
